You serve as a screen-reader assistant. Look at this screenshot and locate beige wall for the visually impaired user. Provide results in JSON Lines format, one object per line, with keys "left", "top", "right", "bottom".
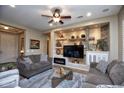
{"left": 49, "top": 15, "right": 119, "bottom": 61}
{"left": 0, "top": 20, "right": 47, "bottom": 56}
{"left": 24, "top": 29, "right": 47, "bottom": 55}
{"left": 118, "top": 6, "right": 124, "bottom": 61}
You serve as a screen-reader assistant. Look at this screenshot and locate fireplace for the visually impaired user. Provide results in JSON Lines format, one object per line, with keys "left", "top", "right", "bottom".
{"left": 54, "top": 58, "right": 66, "bottom": 65}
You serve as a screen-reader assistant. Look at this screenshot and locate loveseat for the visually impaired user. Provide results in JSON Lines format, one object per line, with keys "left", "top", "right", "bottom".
{"left": 82, "top": 60, "right": 124, "bottom": 88}
{"left": 17, "top": 54, "right": 52, "bottom": 78}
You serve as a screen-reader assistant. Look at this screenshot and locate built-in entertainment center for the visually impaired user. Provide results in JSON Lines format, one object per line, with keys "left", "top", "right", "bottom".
{"left": 50, "top": 22, "right": 109, "bottom": 71}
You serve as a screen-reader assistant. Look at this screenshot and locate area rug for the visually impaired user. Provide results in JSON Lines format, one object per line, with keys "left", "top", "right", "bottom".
{"left": 19, "top": 69, "right": 85, "bottom": 88}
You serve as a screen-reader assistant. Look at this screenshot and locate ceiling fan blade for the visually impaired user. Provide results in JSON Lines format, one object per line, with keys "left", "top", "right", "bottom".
{"left": 41, "top": 14, "right": 52, "bottom": 18}
{"left": 60, "top": 16, "right": 71, "bottom": 19}
{"left": 59, "top": 20, "right": 64, "bottom": 24}
{"left": 48, "top": 19, "right": 53, "bottom": 23}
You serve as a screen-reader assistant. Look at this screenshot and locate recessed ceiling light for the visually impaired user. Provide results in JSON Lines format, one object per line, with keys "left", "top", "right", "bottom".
{"left": 10, "top": 5, "right": 15, "bottom": 8}
{"left": 49, "top": 23, "right": 53, "bottom": 26}
{"left": 86, "top": 12, "right": 92, "bottom": 17}
{"left": 4, "top": 26, "right": 9, "bottom": 29}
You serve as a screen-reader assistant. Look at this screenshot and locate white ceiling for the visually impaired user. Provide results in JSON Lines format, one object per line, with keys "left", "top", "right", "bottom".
{"left": 0, "top": 5, "right": 122, "bottom": 31}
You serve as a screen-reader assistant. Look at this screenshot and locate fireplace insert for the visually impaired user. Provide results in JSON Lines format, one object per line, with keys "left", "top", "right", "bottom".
{"left": 54, "top": 58, "right": 66, "bottom": 65}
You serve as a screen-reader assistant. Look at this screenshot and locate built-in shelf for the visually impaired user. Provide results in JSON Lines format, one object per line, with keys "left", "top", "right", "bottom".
{"left": 68, "top": 38, "right": 86, "bottom": 41}
{"left": 52, "top": 22, "right": 110, "bottom": 72}
{"left": 56, "top": 38, "right": 67, "bottom": 41}
{"left": 56, "top": 47, "right": 63, "bottom": 49}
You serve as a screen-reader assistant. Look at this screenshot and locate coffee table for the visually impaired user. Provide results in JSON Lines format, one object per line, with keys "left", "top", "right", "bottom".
{"left": 51, "top": 68, "right": 73, "bottom": 88}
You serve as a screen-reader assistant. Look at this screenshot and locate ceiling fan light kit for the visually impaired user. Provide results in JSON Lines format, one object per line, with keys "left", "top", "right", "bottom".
{"left": 53, "top": 17, "right": 60, "bottom": 23}
{"left": 41, "top": 7, "right": 71, "bottom": 25}
{"left": 49, "top": 23, "right": 53, "bottom": 26}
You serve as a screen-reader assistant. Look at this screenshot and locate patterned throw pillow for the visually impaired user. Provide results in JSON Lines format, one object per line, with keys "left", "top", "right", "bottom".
{"left": 109, "top": 62, "right": 124, "bottom": 85}
{"left": 23, "top": 57, "right": 33, "bottom": 64}
{"left": 106, "top": 60, "right": 118, "bottom": 74}
{"left": 96, "top": 61, "right": 109, "bottom": 73}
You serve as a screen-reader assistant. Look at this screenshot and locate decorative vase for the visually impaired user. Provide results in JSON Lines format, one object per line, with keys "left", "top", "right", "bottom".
{"left": 56, "top": 49, "right": 61, "bottom": 55}
{"left": 81, "top": 34, "right": 85, "bottom": 38}
{"left": 71, "top": 35, "right": 75, "bottom": 39}
{"left": 56, "top": 41, "right": 62, "bottom": 47}
{"left": 79, "top": 40, "right": 83, "bottom": 45}
{"left": 60, "top": 67, "right": 64, "bottom": 75}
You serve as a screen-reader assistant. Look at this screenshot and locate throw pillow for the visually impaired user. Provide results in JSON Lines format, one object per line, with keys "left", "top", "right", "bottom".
{"left": 23, "top": 57, "right": 33, "bottom": 64}
{"left": 109, "top": 62, "right": 124, "bottom": 85}
{"left": 40, "top": 54, "right": 48, "bottom": 62}
{"left": 96, "top": 61, "right": 109, "bottom": 73}
{"left": 86, "top": 73, "right": 112, "bottom": 85}
{"left": 107, "top": 60, "right": 119, "bottom": 74}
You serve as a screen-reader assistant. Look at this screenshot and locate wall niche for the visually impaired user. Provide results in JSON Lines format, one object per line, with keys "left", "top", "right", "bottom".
{"left": 54, "top": 22, "right": 110, "bottom": 56}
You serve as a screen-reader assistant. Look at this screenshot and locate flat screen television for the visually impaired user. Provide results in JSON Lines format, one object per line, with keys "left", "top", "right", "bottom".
{"left": 63, "top": 45, "right": 84, "bottom": 58}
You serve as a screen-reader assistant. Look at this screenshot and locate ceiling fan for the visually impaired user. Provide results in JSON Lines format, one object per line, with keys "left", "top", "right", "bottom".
{"left": 41, "top": 8, "right": 71, "bottom": 25}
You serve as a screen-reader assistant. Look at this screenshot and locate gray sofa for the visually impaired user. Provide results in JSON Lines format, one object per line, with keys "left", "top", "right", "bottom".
{"left": 83, "top": 60, "right": 124, "bottom": 88}
{"left": 17, "top": 54, "right": 52, "bottom": 79}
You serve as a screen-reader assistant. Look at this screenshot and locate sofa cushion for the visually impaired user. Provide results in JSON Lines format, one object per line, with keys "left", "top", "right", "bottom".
{"left": 89, "top": 68, "right": 104, "bottom": 76}
{"left": 30, "top": 62, "right": 51, "bottom": 70}
{"left": 40, "top": 62, "right": 51, "bottom": 67}
{"left": 30, "top": 63, "right": 41, "bottom": 70}
{"left": 96, "top": 61, "right": 109, "bottom": 73}
{"left": 40, "top": 61, "right": 49, "bottom": 64}
{"left": 40, "top": 54, "right": 48, "bottom": 62}
{"left": 29, "top": 55, "right": 40, "bottom": 63}
{"left": 86, "top": 72, "right": 112, "bottom": 85}
{"left": 109, "top": 62, "right": 124, "bottom": 85}
{"left": 107, "top": 60, "right": 118, "bottom": 74}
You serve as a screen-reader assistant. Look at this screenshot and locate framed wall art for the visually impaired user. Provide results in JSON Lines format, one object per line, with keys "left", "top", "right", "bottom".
{"left": 30, "top": 39, "right": 40, "bottom": 49}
